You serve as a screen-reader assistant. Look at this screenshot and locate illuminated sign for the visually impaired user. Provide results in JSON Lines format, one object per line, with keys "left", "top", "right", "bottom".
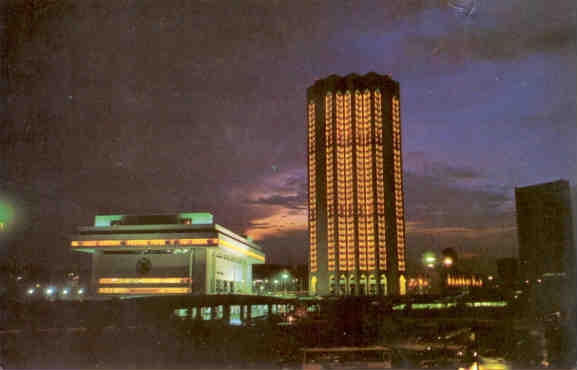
{"left": 98, "top": 287, "right": 191, "bottom": 295}
{"left": 99, "top": 277, "right": 191, "bottom": 285}
{"left": 70, "top": 238, "right": 219, "bottom": 248}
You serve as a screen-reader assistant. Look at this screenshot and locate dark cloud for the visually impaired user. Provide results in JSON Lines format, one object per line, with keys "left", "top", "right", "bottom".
{"left": 249, "top": 194, "right": 306, "bottom": 210}
{"left": 404, "top": 168, "right": 512, "bottom": 229}
{"left": 403, "top": 0, "right": 576, "bottom": 64}
{"left": 259, "top": 229, "right": 308, "bottom": 265}
{"left": 402, "top": 159, "right": 517, "bottom": 268}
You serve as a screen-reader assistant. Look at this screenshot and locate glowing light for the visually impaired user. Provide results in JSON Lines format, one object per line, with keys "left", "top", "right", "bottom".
{"left": 392, "top": 96, "right": 406, "bottom": 272}
{"left": 70, "top": 238, "right": 218, "bottom": 248}
{"left": 465, "top": 301, "right": 507, "bottom": 308}
{"left": 411, "top": 302, "right": 457, "bottom": 310}
{"left": 308, "top": 101, "right": 318, "bottom": 272}
{"left": 27, "top": 288, "right": 35, "bottom": 295}
{"left": 422, "top": 252, "right": 437, "bottom": 267}
{"left": 219, "top": 238, "right": 265, "bottom": 262}
{"left": 374, "top": 90, "right": 387, "bottom": 270}
{"left": 443, "top": 256, "right": 453, "bottom": 267}
{"left": 0, "top": 201, "right": 14, "bottom": 228}
{"left": 447, "top": 274, "right": 484, "bottom": 287}
{"left": 98, "top": 287, "right": 191, "bottom": 295}
{"left": 325, "top": 93, "right": 336, "bottom": 272}
{"left": 45, "top": 287, "right": 55, "bottom": 296}
{"left": 99, "top": 277, "right": 191, "bottom": 285}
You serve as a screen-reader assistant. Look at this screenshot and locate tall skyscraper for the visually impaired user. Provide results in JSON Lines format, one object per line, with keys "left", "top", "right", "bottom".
{"left": 307, "top": 73, "right": 406, "bottom": 296}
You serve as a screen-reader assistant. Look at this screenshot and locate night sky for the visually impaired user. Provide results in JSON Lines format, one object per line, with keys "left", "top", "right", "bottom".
{"left": 1, "top": 0, "right": 575, "bottom": 274}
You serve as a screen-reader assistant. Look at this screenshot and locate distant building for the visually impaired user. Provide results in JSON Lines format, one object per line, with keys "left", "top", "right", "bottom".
{"left": 406, "top": 275, "right": 432, "bottom": 295}
{"left": 70, "top": 213, "right": 265, "bottom": 297}
{"left": 515, "top": 180, "right": 575, "bottom": 282}
{"left": 515, "top": 180, "right": 576, "bottom": 322}
{"left": 307, "top": 73, "right": 407, "bottom": 296}
{"left": 496, "top": 257, "right": 519, "bottom": 288}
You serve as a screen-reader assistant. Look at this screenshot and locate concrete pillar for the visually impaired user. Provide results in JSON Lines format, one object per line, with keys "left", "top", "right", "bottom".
{"left": 91, "top": 251, "right": 102, "bottom": 296}
{"left": 223, "top": 304, "right": 230, "bottom": 324}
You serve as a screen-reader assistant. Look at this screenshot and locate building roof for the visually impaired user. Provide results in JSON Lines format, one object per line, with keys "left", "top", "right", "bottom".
{"left": 69, "top": 212, "right": 264, "bottom": 262}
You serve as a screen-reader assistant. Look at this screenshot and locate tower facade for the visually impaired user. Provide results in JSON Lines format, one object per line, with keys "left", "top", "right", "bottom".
{"left": 307, "top": 73, "right": 407, "bottom": 296}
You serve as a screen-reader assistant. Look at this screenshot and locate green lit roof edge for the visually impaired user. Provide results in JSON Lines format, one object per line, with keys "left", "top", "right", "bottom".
{"left": 93, "top": 212, "right": 214, "bottom": 227}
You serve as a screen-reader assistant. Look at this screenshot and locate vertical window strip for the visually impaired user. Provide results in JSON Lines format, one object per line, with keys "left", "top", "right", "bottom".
{"left": 363, "top": 91, "right": 375, "bottom": 270}
{"left": 375, "top": 90, "right": 387, "bottom": 270}
{"left": 325, "top": 93, "right": 336, "bottom": 271}
{"left": 336, "top": 93, "right": 347, "bottom": 270}
{"left": 308, "top": 102, "right": 317, "bottom": 272}
{"left": 344, "top": 92, "right": 355, "bottom": 271}
{"left": 392, "top": 96, "right": 405, "bottom": 272}
{"left": 355, "top": 92, "right": 367, "bottom": 271}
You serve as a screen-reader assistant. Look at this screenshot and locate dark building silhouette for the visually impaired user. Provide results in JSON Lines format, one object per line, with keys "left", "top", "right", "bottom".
{"left": 496, "top": 257, "right": 519, "bottom": 288}
{"left": 306, "top": 73, "right": 406, "bottom": 296}
{"left": 515, "top": 180, "right": 575, "bottom": 282}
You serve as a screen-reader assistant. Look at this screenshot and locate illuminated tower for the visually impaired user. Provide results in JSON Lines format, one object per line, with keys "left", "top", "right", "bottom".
{"left": 307, "top": 73, "right": 406, "bottom": 296}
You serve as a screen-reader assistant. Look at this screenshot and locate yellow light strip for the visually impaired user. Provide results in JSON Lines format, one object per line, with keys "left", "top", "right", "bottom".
{"left": 375, "top": 90, "right": 387, "bottom": 271}
{"left": 336, "top": 92, "right": 347, "bottom": 271}
{"left": 219, "top": 238, "right": 265, "bottom": 262}
{"left": 392, "top": 96, "right": 406, "bottom": 272}
{"left": 308, "top": 101, "right": 318, "bottom": 272}
{"left": 99, "top": 277, "right": 191, "bottom": 285}
{"left": 70, "top": 238, "right": 218, "bottom": 248}
{"left": 355, "top": 92, "right": 365, "bottom": 271}
{"left": 98, "top": 287, "right": 191, "bottom": 295}
{"left": 325, "top": 93, "right": 336, "bottom": 272}
{"left": 344, "top": 92, "right": 355, "bottom": 272}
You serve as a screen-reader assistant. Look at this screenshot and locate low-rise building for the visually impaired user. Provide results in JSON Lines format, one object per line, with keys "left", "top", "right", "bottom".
{"left": 70, "top": 212, "right": 265, "bottom": 297}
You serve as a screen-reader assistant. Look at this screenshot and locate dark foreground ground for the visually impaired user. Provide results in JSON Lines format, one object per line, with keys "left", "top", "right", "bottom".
{"left": 1, "top": 297, "right": 574, "bottom": 369}
{"left": 1, "top": 321, "right": 310, "bottom": 369}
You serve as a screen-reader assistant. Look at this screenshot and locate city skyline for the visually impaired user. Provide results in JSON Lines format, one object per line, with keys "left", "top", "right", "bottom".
{"left": 1, "top": 1, "right": 575, "bottom": 274}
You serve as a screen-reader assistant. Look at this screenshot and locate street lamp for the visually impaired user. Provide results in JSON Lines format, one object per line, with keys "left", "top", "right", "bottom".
{"left": 422, "top": 251, "right": 437, "bottom": 269}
